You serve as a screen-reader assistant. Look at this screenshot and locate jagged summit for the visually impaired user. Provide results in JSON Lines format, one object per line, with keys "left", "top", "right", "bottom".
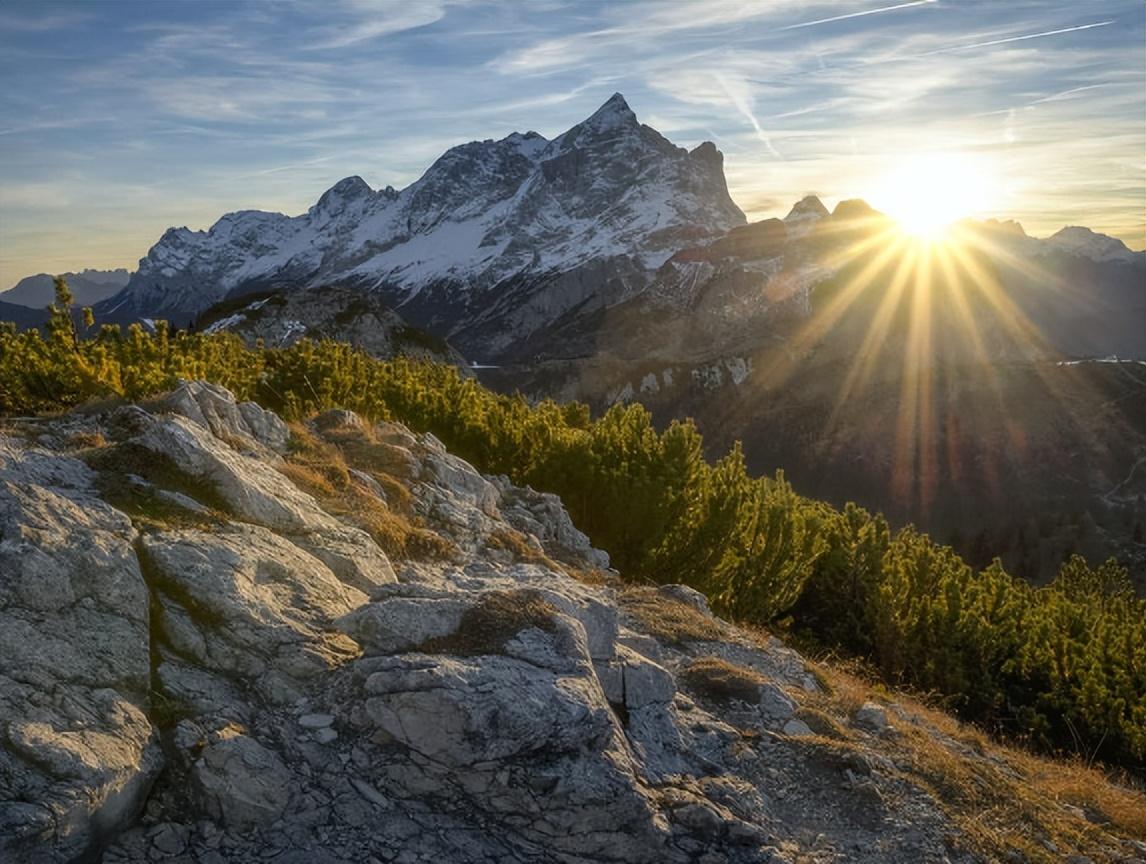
{"left": 784, "top": 195, "right": 828, "bottom": 223}
{"left": 312, "top": 175, "right": 374, "bottom": 217}
{"left": 580, "top": 91, "right": 639, "bottom": 132}
{"left": 783, "top": 195, "right": 829, "bottom": 238}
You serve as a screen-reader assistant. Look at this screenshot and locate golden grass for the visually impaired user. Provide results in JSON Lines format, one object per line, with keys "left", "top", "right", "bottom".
{"left": 486, "top": 527, "right": 558, "bottom": 568}
{"left": 619, "top": 587, "right": 731, "bottom": 646}
{"left": 66, "top": 429, "right": 107, "bottom": 450}
{"left": 679, "top": 656, "right": 768, "bottom": 704}
{"left": 564, "top": 567, "right": 620, "bottom": 587}
{"left": 800, "top": 659, "right": 1146, "bottom": 862}
{"left": 278, "top": 422, "right": 454, "bottom": 561}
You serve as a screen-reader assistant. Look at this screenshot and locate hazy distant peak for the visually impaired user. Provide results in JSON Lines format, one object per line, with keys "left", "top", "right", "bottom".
{"left": 980, "top": 218, "right": 1027, "bottom": 237}
{"left": 785, "top": 195, "right": 828, "bottom": 222}
{"left": 1, "top": 268, "right": 131, "bottom": 308}
{"left": 1049, "top": 226, "right": 1139, "bottom": 263}
{"left": 831, "top": 198, "right": 878, "bottom": 221}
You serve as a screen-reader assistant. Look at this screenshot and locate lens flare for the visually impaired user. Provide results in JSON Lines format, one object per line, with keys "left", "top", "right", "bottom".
{"left": 871, "top": 153, "right": 996, "bottom": 240}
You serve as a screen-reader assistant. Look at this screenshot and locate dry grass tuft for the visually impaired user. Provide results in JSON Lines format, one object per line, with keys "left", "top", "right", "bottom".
{"left": 486, "top": 527, "right": 558, "bottom": 568}
{"left": 278, "top": 461, "right": 338, "bottom": 498}
{"left": 620, "top": 587, "right": 730, "bottom": 646}
{"left": 66, "top": 430, "right": 107, "bottom": 450}
{"left": 679, "top": 656, "right": 768, "bottom": 705}
{"left": 279, "top": 422, "right": 454, "bottom": 561}
{"left": 564, "top": 567, "right": 618, "bottom": 588}
{"left": 794, "top": 707, "right": 849, "bottom": 740}
{"left": 416, "top": 590, "right": 558, "bottom": 657}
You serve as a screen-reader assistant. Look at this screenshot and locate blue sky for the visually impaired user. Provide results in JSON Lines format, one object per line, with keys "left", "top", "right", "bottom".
{"left": 1, "top": 0, "right": 1143, "bottom": 287}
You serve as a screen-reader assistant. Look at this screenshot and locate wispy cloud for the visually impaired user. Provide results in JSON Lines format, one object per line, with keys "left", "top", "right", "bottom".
{"left": 0, "top": 10, "right": 90, "bottom": 32}
{"left": 305, "top": 0, "right": 461, "bottom": 50}
{"left": 1, "top": 0, "right": 1143, "bottom": 284}
{"left": 779, "top": 0, "right": 937, "bottom": 32}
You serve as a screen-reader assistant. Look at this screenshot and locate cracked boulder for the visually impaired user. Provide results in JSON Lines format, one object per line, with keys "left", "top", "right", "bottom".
{"left": 0, "top": 438, "right": 161, "bottom": 864}
{"left": 135, "top": 414, "right": 395, "bottom": 593}
{"left": 142, "top": 524, "right": 366, "bottom": 708}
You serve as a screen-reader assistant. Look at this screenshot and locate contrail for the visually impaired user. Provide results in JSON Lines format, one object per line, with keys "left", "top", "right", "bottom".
{"left": 1028, "top": 83, "right": 1108, "bottom": 105}
{"left": 914, "top": 20, "right": 1114, "bottom": 56}
{"left": 779, "top": 0, "right": 936, "bottom": 31}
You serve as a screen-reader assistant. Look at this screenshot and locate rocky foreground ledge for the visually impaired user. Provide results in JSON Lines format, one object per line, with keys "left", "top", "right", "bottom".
{"left": 1, "top": 383, "right": 1142, "bottom": 864}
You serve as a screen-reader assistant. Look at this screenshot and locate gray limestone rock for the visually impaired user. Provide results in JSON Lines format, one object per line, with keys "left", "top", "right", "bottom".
{"left": 0, "top": 439, "right": 161, "bottom": 864}
{"left": 193, "top": 730, "right": 294, "bottom": 829}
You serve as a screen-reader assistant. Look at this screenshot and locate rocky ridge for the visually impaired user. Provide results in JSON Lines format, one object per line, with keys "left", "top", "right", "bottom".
{"left": 193, "top": 285, "right": 472, "bottom": 370}
{"left": 2, "top": 383, "right": 1142, "bottom": 863}
{"left": 94, "top": 94, "right": 744, "bottom": 356}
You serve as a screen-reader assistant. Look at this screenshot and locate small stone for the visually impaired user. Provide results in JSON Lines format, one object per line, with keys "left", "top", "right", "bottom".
{"left": 298, "top": 713, "right": 335, "bottom": 729}
{"left": 148, "top": 822, "right": 187, "bottom": 856}
{"left": 314, "top": 727, "right": 338, "bottom": 745}
{"left": 758, "top": 684, "right": 797, "bottom": 723}
{"left": 782, "top": 719, "right": 814, "bottom": 736}
{"left": 657, "top": 584, "right": 711, "bottom": 614}
{"left": 853, "top": 702, "right": 890, "bottom": 733}
{"left": 350, "top": 778, "right": 391, "bottom": 808}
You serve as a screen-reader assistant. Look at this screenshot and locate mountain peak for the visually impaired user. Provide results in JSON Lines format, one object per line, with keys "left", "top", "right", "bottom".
{"left": 322, "top": 175, "right": 372, "bottom": 201}
{"left": 831, "top": 198, "right": 878, "bottom": 221}
{"left": 785, "top": 195, "right": 828, "bottom": 222}
{"left": 1048, "top": 226, "right": 1138, "bottom": 262}
{"left": 581, "top": 92, "right": 638, "bottom": 132}
{"left": 313, "top": 176, "right": 373, "bottom": 217}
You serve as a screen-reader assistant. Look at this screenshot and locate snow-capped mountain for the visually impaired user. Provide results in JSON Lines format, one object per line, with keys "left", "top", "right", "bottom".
{"left": 98, "top": 94, "right": 744, "bottom": 354}
{"left": 1045, "top": 225, "right": 1142, "bottom": 264}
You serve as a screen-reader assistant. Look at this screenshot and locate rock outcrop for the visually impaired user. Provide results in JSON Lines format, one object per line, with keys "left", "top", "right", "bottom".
{"left": 2, "top": 383, "right": 1141, "bottom": 864}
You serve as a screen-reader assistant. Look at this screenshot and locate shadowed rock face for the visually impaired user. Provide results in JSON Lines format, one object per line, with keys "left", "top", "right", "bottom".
{"left": 192, "top": 285, "right": 473, "bottom": 371}
{"left": 2, "top": 382, "right": 1139, "bottom": 864}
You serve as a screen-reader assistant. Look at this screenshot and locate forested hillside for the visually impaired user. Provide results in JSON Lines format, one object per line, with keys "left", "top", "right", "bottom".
{"left": 2, "top": 283, "right": 1143, "bottom": 771}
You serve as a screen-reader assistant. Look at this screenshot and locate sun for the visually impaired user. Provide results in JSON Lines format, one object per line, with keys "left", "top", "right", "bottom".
{"left": 872, "top": 153, "right": 995, "bottom": 240}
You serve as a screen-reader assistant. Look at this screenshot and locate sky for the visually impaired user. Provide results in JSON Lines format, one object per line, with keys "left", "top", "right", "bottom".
{"left": 1, "top": 0, "right": 1144, "bottom": 288}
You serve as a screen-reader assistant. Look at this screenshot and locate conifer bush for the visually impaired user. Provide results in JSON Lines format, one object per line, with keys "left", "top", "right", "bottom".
{"left": 1, "top": 289, "right": 1142, "bottom": 769}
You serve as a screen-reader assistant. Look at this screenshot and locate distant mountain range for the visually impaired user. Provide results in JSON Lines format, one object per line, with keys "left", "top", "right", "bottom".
{"left": 4, "top": 93, "right": 1144, "bottom": 584}
{"left": 1, "top": 268, "right": 130, "bottom": 308}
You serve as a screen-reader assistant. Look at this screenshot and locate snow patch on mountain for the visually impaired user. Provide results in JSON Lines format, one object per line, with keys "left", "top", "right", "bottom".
{"left": 100, "top": 94, "right": 745, "bottom": 346}
{"left": 1046, "top": 226, "right": 1142, "bottom": 264}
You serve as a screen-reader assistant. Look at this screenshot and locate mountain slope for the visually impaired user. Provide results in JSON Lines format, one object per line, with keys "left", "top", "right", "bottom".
{"left": 2, "top": 382, "right": 1143, "bottom": 864}
{"left": 477, "top": 207, "right": 1146, "bottom": 585}
{"left": 96, "top": 94, "right": 744, "bottom": 355}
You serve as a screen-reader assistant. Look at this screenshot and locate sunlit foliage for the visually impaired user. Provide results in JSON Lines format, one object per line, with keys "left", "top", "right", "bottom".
{"left": 1, "top": 288, "right": 1142, "bottom": 768}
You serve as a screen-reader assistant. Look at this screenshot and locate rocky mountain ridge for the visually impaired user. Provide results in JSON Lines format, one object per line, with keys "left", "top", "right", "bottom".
{"left": 94, "top": 94, "right": 744, "bottom": 356}
{"left": 193, "top": 285, "right": 472, "bottom": 370}
{"left": 2, "top": 382, "right": 1144, "bottom": 864}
